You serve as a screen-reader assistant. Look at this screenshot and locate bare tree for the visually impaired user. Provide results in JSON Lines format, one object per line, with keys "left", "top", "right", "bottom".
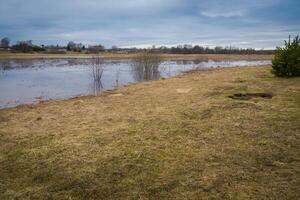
{"left": 67, "top": 41, "right": 76, "bottom": 51}
{"left": 111, "top": 45, "right": 118, "bottom": 50}
{"left": 12, "top": 41, "right": 33, "bottom": 53}
{"left": 88, "top": 44, "right": 105, "bottom": 53}
{"left": 1, "top": 37, "right": 10, "bottom": 49}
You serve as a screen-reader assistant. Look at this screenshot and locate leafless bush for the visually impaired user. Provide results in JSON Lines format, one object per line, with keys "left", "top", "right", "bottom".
{"left": 90, "top": 55, "right": 105, "bottom": 95}
{"left": 132, "top": 52, "right": 162, "bottom": 81}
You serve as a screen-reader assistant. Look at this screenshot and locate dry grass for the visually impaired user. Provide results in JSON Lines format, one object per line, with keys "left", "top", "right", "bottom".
{"left": 0, "top": 66, "right": 299, "bottom": 199}
{"left": 0, "top": 52, "right": 273, "bottom": 61}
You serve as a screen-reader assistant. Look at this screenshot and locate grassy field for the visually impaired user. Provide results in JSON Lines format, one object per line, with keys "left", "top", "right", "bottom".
{"left": 0, "top": 66, "right": 299, "bottom": 199}
{"left": 0, "top": 52, "right": 273, "bottom": 61}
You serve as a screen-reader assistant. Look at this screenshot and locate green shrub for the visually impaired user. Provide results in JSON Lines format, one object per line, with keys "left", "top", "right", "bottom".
{"left": 272, "top": 35, "right": 300, "bottom": 77}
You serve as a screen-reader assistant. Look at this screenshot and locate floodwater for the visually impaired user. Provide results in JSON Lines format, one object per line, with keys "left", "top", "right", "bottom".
{"left": 0, "top": 59, "right": 271, "bottom": 108}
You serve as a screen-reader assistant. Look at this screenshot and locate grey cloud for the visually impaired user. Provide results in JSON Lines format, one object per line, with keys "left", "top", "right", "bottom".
{"left": 0, "top": 0, "right": 299, "bottom": 48}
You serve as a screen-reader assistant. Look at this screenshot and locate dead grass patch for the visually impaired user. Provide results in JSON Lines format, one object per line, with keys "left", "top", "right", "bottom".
{"left": 0, "top": 66, "right": 299, "bottom": 199}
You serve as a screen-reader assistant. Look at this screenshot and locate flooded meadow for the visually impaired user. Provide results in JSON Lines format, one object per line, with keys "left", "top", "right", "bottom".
{"left": 0, "top": 58, "right": 271, "bottom": 108}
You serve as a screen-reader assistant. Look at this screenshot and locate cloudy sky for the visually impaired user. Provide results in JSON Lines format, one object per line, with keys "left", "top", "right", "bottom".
{"left": 0, "top": 0, "right": 299, "bottom": 48}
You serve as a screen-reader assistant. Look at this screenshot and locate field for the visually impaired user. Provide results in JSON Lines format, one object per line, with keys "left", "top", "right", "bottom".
{"left": 0, "top": 66, "right": 299, "bottom": 199}
{"left": 0, "top": 52, "right": 273, "bottom": 61}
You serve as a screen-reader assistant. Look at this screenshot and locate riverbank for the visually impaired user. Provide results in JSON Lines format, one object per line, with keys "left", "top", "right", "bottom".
{"left": 0, "top": 52, "right": 273, "bottom": 60}
{"left": 0, "top": 66, "right": 299, "bottom": 199}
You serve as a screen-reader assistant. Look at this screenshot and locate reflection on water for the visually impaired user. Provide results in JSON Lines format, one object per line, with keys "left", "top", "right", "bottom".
{"left": 132, "top": 63, "right": 160, "bottom": 81}
{"left": 132, "top": 55, "right": 161, "bottom": 81}
{"left": 0, "top": 61, "right": 10, "bottom": 76}
{"left": 0, "top": 59, "right": 271, "bottom": 108}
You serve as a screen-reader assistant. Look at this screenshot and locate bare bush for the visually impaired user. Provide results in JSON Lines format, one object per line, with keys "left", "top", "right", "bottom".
{"left": 132, "top": 52, "right": 162, "bottom": 81}
{"left": 90, "top": 55, "right": 105, "bottom": 95}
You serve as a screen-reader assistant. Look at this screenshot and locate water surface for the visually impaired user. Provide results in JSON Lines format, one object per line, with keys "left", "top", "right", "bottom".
{"left": 0, "top": 59, "right": 271, "bottom": 108}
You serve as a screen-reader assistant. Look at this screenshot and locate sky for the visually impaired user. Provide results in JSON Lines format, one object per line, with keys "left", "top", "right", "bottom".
{"left": 0, "top": 0, "right": 299, "bottom": 49}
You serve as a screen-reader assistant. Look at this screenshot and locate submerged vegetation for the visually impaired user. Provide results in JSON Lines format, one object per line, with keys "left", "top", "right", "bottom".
{"left": 272, "top": 35, "right": 300, "bottom": 77}
{"left": 90, "top": 55, "right": 105, "bottom": 95}
{"left": 132, "top": 52, "right": 162, "bottom": 81}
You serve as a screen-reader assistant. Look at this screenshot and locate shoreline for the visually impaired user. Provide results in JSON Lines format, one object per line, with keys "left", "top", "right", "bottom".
{"left": 0, "top": 65, "right": 270, "bottom": 111}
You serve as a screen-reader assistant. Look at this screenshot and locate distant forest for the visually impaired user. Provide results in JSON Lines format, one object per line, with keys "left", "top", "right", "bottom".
{"left": 148, "top": 45, "right": 274, "bottom": 55}
{"left": 1, "top": 38, "right": 274, "bottom": 54}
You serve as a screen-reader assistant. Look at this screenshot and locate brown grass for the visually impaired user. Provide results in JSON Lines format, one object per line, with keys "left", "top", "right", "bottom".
{"left": 0, "top": 66, "right": 299, "bottom": 199}
{"left": 0, "top": 52, "right": 273, "bottom": 61}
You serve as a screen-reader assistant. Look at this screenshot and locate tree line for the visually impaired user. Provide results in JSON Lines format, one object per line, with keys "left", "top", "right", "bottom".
{"left": 149, "top": 45, "right": 273, "bottom": 55}
{"left": 1, "top": 37, "right": 274, "bottom": 54}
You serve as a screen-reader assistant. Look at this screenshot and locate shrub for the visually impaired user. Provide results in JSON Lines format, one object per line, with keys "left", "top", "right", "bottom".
{"left": 132, "top": 52, "right": 162, "bottom": 81}
{"left": 272, "top": 35, "right": 300, "bottom": 77}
